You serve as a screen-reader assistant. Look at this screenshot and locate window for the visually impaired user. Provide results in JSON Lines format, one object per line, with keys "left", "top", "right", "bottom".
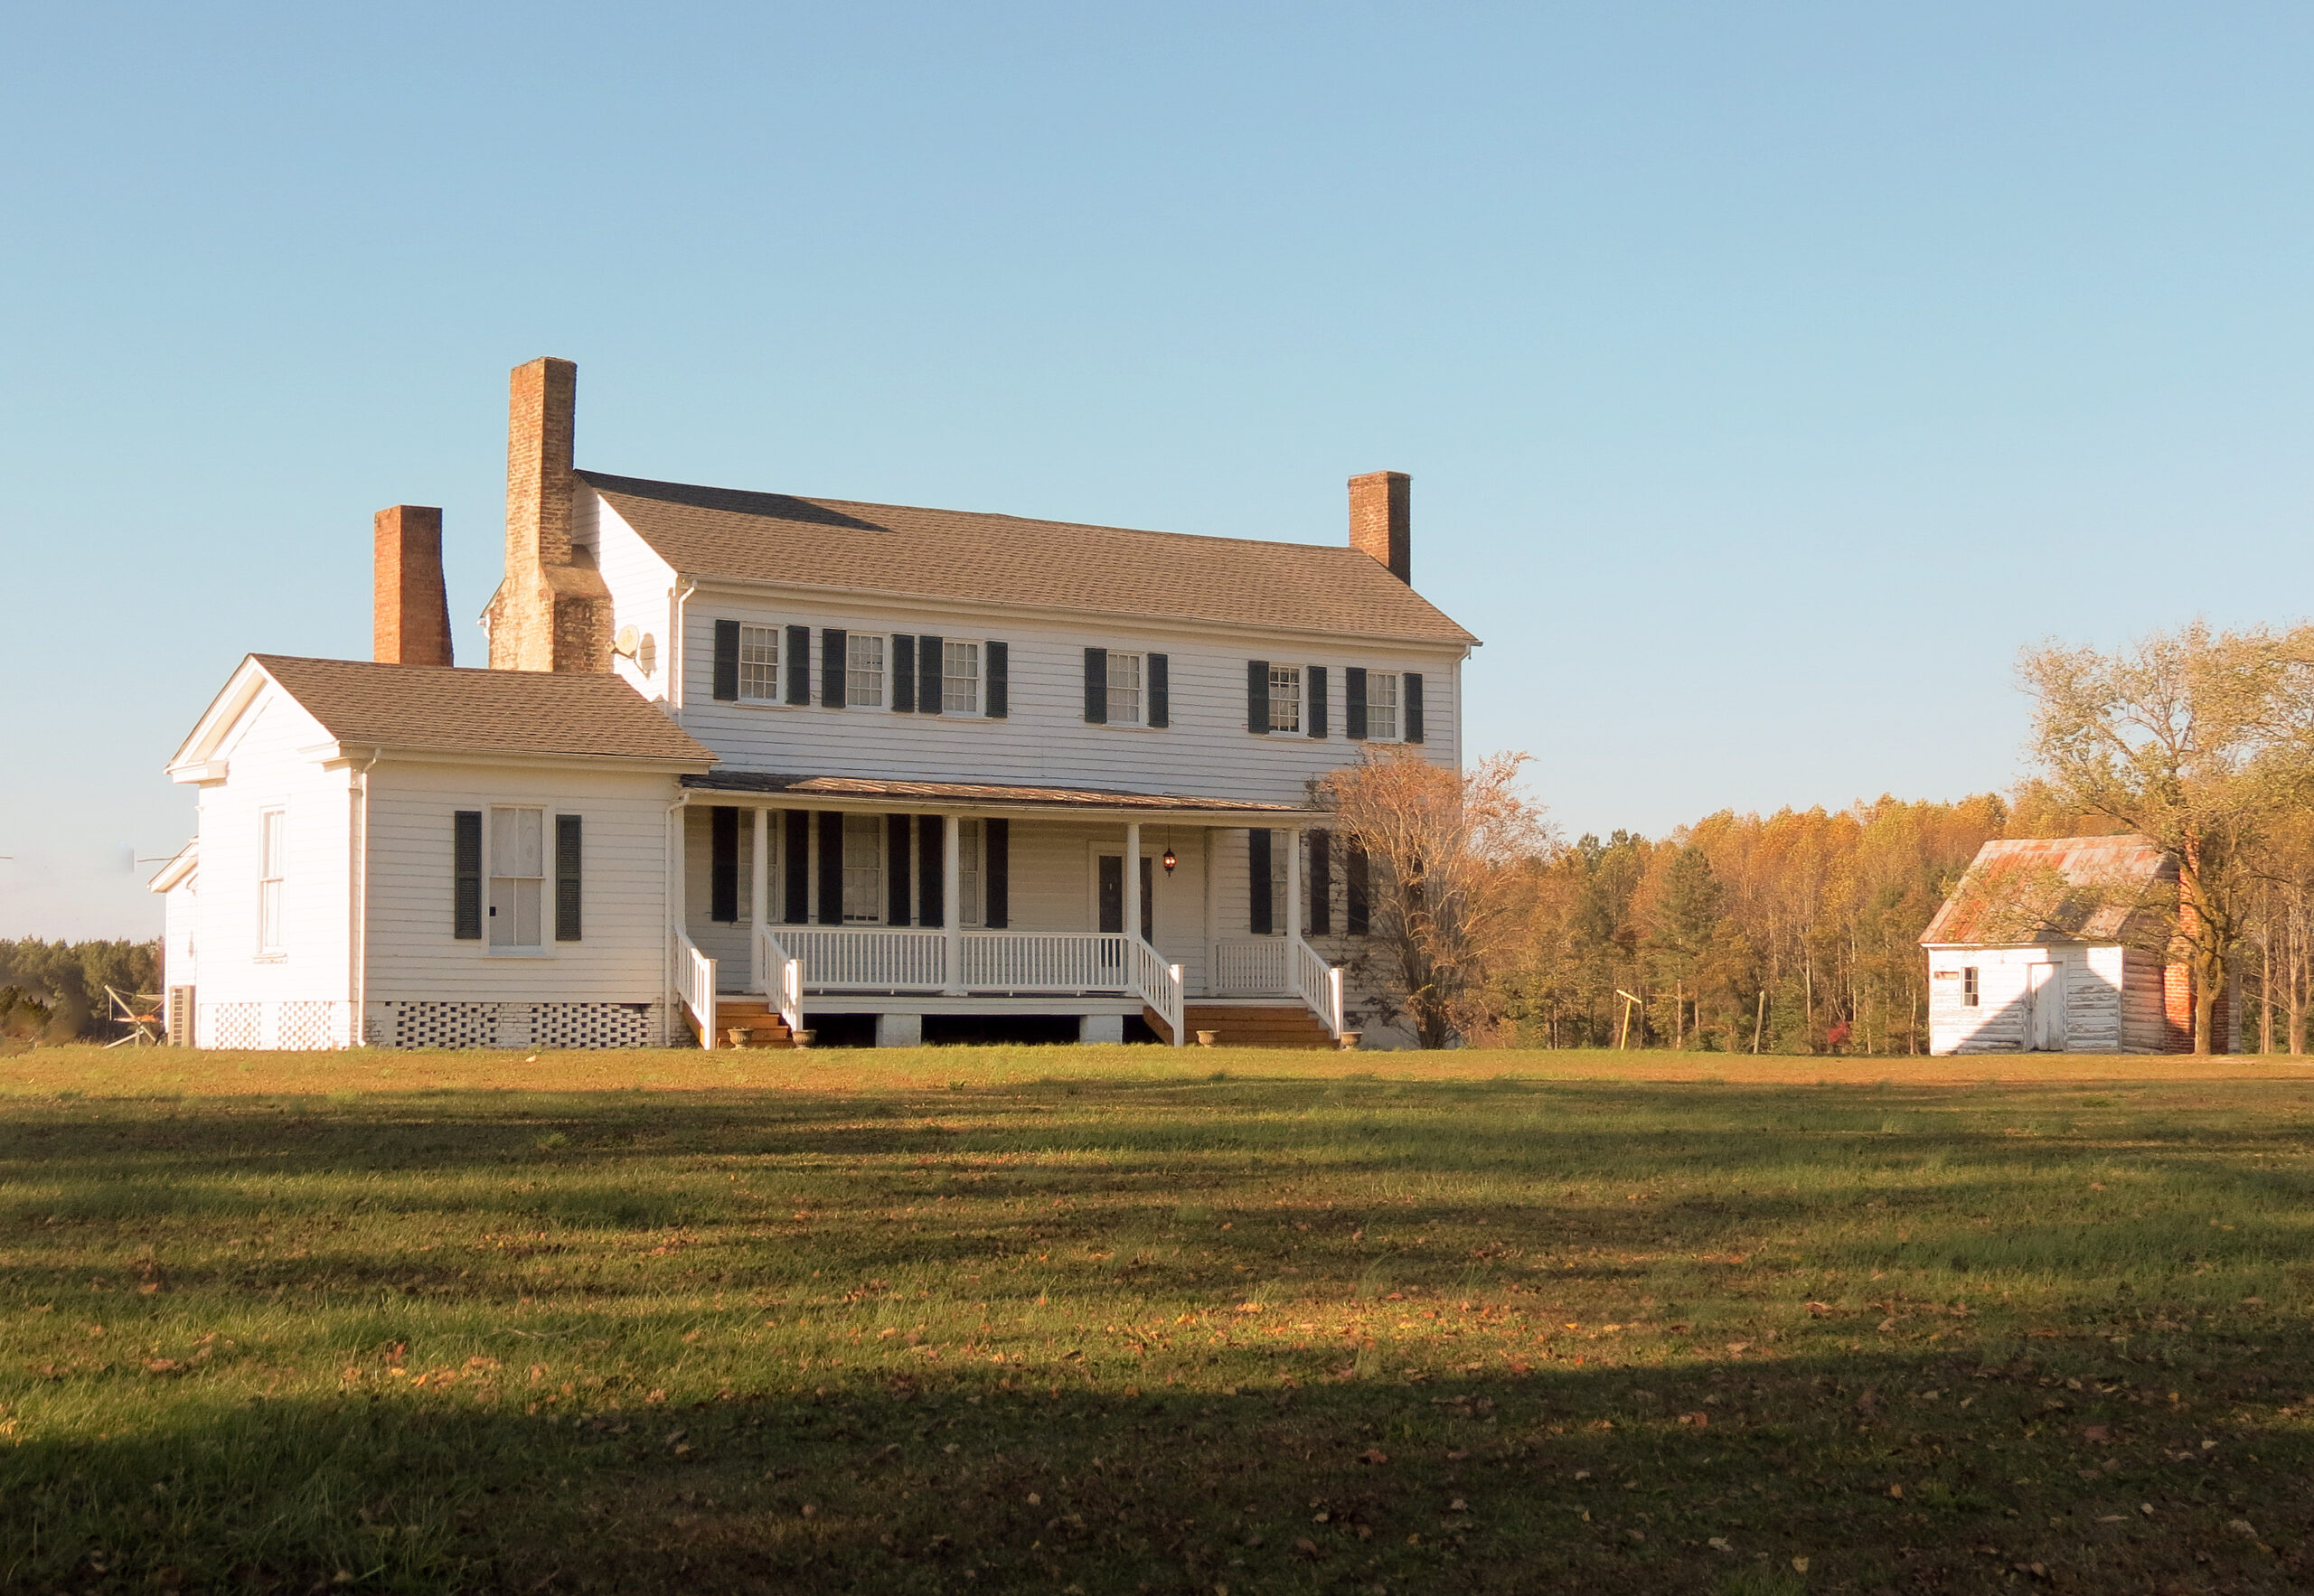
{"left": 1106, "top": 651, "right": 1143, "bottom": 726}
{"left": 258, "top": 809, "right": 286, "bottom": 953}
{"left": 959, "top": 820, "right": 985, "bottom": 926}
{"left": 847, "top": 634, "right": 887, "bottom": 708}
{"left": 842, "top": 812, "right": 884, "bottom": 923}
{"left": 1367, "top": 671, "right": 1400, "bottom": 740}
{"left": 737, "top": 624, "right": 779, "bottom": 701}
{"left": 1961, "top": 966, "right": 1980, "bottom": 1008}
{"left": 488, "top": 806, "right": 545, "bottom": 949}
{"left": 1268, "top": 664, "right": 1303, "bottom": 733}
{"left": 944, "top": 640, "right": 982, "bottom": 715}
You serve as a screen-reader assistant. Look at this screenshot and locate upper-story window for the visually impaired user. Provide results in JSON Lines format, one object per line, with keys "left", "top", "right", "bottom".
{"left": 847, "top": 634, "right": 888, "bottom": 709}
{"left": 1107, "top": 652, "right": 1144, "bottom": 726}
{"left": 1365, "top": 671, "right": 1400, "bottom": 740}
{"left": 944, "top": 641, "right": 983, "bottom": 715}
{"left": 737, "top": 624, "right": 779, "bottom": 702}
{"left": 1267, "top": 665, "right": 1303, "bottom": 734}
{"left": 258, "top": 808, "right": 287, "bottom": 953}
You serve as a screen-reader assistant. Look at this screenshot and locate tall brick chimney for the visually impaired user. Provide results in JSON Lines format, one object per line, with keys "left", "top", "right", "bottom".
{"left": 372, "top": 504, "right": 453, "bottom": 666}
{"left": 484, "top": 356, "right": 612, "bottom": 672}
{"left": 1349, "top": 470, "right": 1410, "bottom": 585}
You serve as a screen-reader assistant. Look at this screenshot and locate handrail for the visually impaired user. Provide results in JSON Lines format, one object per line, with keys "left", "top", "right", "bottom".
{"left": 672, "top": 925, "right": 718, "bottom": 1049}
{"left": 1291, "top": 935, "right": 1344, "bottom": 1039}
{"left": 1126, "top": 936, "right": 1186, "bottom": 1047}
{"left": 755, "top": 926, "right": 804, "bottom": 1035}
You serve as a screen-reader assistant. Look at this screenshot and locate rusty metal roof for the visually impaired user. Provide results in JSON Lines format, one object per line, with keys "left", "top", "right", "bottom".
{"left": 1919, "top": 835, "right": 2174, "bottom": 947}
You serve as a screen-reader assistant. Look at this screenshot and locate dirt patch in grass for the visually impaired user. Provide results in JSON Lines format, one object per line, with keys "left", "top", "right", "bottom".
{"left": 3, "top": 1048, "right": 2311, "bottom": 1591}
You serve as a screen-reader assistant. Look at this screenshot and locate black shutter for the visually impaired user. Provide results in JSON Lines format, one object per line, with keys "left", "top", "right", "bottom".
{"left": 785, "top": 625, "right": 811, "bottom": 705}
{"left": 1307, "top": 665, "right": 1328, "bottom": 738}
{"left": 1148, "top": 652, "right": 1169, "bottom": 728}
{"left": 887, "top": 814, "right": 913, "bottom": 925}
{"left": 985, "top": 818, "right": 1009, "bottom": 928}
{"left": 1404, "top": 672, "right": 1424, "bottom": 744}
{"left": 453, "top": 810, "right": 482, "bottom": 940}
{"left": 918, "top": 634, "right": 943, "bottom": 714}
{"left": 917, "top": 814, "right": 945, "bottom": 925}
{"left": 712, "top": 620, "right": 740, "bottom": 701}
{"left": 1247, "top": 660, "right": 1269, "bottom": 734}
{"left": 1308, "top": 828, "right": 1331, "bottom": 935}
{"left": 783, "top": 811, "right": 811, "bottom": 924}
{"left": 1248, "top": 828, "right": 1273, "bottom": 934}
{"left": 1345, "top": 668, "right": 1369, "bottom": 740}
{"left": 987, "top": 641, "right": 1008, "bottom": 718}
{"left": 817, "top": 812, "right": 844, "bottom": 924}
{"left": 710, "top": 807, "right": 739, "bottom": 922}
{"left": 821, "top": 629, "right": 848, "bottom": 709}
{"left": 1347, "top": 842, "right": 1370, "bottom": 936}
{"left": 555, "top": 814, "right": 582, "bottom": 942}
{"left": 892, "top": 634, "right": 917, "bottom": 713}
{"left": 1084, "top": 647, "right": 1107, "bottom": 723}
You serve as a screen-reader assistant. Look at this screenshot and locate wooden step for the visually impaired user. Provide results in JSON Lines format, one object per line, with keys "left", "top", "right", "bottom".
{"left": 685, "top": 1001, "right": 796, "bottom": 1050}
{"left": 1181, "top": 1005, "right": 1336, "bottom": 1049}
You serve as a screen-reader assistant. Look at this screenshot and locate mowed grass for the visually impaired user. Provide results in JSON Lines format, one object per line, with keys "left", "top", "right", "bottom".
{"left": 4, "top": 1047, "right": 2313, "bottom": 1594}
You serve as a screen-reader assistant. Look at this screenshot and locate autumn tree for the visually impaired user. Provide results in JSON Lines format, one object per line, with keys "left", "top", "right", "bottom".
{"left": 2020, "top": 622, "right": 2314, "bottom": 1053}
{"left": 1316, "top": 748, "right": 1549, "bottom": 1047}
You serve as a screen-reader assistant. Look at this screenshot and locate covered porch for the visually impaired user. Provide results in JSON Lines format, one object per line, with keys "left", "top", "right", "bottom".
{"left": 665, "top": 774, "right": 1347, "bottom": 1048}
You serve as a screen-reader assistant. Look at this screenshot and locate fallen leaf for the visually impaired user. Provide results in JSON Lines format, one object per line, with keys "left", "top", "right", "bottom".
{"left": 2082, "top": 1424, "right": 2110, "bottom": 1442}
{"left": 1679, "top": 1412, "right": 1709, "bottom": 1427}
{"left": 1359, "top": 1448, "right": 1388, "bottom": 1465}
{"left": 1707, "top": 1536, "right": 1733, "bottom": 1552}
{"left": 1792, "top": 1556, "right": 1810, "bottom": 1573}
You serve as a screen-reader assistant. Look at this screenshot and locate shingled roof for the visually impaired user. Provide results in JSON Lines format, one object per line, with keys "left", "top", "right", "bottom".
{"left": 251, "top": 655, "right": 713, "bottom": 765}
{"left": 579, "top": 471, "right": 1479, "bottom": 645}
{"left": 1920, "top": 835, "right": 2175, "bottom": 947}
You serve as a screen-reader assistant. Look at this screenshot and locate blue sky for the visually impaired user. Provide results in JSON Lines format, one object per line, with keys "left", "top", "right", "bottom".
{"left": 4, "top": 4, "right": 2310, "bottom": 938}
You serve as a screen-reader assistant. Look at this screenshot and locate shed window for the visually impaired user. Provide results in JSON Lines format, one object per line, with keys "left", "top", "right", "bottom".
{"left": 1268, "top": 665, "right": 1303, "bottom": 733}
{"left": 1961, "top": 966, "right": 1980, "bottom": 1008}
{"left": 489, "top": 806, "right": 545, "bottom": 950}
{"left": 737, "top": 624, "right": 780, "bottom": 701}
{"left": 258, "top": 809, "right": 287, "bottom": 953}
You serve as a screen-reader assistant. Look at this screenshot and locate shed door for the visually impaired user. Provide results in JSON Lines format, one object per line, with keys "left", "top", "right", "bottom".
{"left": 2026, "top": 962, "right": 2066, "bottom": 1051}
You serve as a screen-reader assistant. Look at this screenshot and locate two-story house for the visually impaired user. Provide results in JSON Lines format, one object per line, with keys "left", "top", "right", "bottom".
{"left": 155, "top": 358, "right": 1480, "bottom": 1051}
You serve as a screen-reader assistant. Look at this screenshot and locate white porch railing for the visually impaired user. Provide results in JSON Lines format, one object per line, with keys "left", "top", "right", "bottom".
{"left": 780, "top": 927, "right": 948, "bottom": 990}
{"left": 1211, "top": 937, "right": 1289, "bottom": 995}
{"left": 1127, "top": 938, "right": 1187, "bottom": 1046}
{"left": 755, "top": 927, "right": 804, "bottom": 1035}
{"left": 962, "top": 931, "right": 1127, "bottom": 991}
{"left": 1292, "top": 935, "right": 1345, "bottom": 1039}
{"left": 672, "top": 925, "right": 718, "bottom": 1049}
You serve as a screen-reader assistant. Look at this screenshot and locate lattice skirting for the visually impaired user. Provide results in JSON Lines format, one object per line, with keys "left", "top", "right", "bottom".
{"left": 368, "top": 1001, "right": 664, "bottom": 1051}
{"left": 198, "top": 1000, "right": 351, "bottom": 1051}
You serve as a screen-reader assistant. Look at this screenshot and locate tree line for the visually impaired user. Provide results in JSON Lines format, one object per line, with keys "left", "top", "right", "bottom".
{"left": 0, "top": 939, "right": 160, "bottom": 1047}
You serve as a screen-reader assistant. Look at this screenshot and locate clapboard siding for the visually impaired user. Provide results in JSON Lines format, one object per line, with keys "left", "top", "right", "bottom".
{"left": 362, "top": 762, "right": 673, "bottom": 1003}
{"left": 2121, "top": 949, "right": 2169, "bottom": 1053}
{"left": 2065, "top": 946, "right": 2123, "bottom": 1052}
{"left": 575, "top": 489, "right": 680, "bottom": 705}
{"left": 184, "top": 690, "right": 353, "bottom": 1014}
{"left": 583, "top": 499, "right": 1466, "bottom": 806}
{"left": 1928, "top": 944, "right": 2164, "bottom": 1055}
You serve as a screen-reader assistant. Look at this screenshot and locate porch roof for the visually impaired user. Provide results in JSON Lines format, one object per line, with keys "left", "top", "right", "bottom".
{"left": 681, "top": 770, "right": 1317, "bottom": 821}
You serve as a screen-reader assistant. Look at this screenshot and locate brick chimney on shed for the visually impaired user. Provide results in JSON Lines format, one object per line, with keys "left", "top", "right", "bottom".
{"left": 1349, "top": 470, "right": 1410, "bottom": 584}
{"left": 373, "top": 504, "right": 453, "bottom": 666}
{"left": 484, "top": 356, "right": 612, "bottom": 672}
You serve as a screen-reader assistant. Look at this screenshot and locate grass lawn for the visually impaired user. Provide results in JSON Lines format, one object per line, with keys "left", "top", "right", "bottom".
{"left": 4, "top": 1045, "right": 2312, "bottom": 1594}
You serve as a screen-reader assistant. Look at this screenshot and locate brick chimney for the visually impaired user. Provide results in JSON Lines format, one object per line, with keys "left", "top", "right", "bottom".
{"left": 1349, "top": 470, "right": 1410, "bottom": 584}
{"left": 484, "top": 356, "right": 612, "bottom": 671}
{"left": 372, "top": 505, "right": 452, "bottom": 666}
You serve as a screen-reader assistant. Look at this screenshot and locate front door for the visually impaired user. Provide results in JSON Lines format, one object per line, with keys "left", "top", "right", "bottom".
{"left": 2026, "top": 962, "right": 2065, "bottom": 1051}
{"left": 1096, "top": 854, "right": 1154, "bottom": 942}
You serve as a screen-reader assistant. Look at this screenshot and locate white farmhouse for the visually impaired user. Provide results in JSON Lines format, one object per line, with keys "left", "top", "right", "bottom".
{"left": 1919, "top": 835, "right": 2220, "bottom": 1055}
{"left": 156, "top": 357, "right": 1480, "bottom": 1051}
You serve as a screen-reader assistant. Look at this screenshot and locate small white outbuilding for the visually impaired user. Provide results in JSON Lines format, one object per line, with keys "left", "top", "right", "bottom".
{"left": 1919, "top": 835, "right": 2219, "bottom": 1055}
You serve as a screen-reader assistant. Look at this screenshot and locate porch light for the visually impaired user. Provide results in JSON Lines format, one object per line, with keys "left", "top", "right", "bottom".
{"left": 1162, "top": 846, "right": 1178, "bottom": 876}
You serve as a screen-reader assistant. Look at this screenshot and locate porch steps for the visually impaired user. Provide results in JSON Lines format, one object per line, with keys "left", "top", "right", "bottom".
{"left": 1182, "top": 1002, "right": 1335, "bottom": 1050}
{"left": 688, "top": 999, "right": 796, "bottom": 1050}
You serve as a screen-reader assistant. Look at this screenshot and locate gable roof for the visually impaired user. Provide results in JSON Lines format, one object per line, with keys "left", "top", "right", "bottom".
{"left": 579, "top": 470, "right": 1478, "bottom": 646}
{"left": 1920, "top": 835, "right": 2175, "bottom": 947}
{"left": 234, "top": 655, "right": 713, "bottom": 766}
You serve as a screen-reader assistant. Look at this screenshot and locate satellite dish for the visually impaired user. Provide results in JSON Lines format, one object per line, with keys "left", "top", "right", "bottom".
{"left": 613, "top": 624, "right": 640, "bottom": 659}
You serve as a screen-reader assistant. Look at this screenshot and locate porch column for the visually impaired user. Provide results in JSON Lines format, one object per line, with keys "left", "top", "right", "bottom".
{"left": 942, "top": 812, "right": 964, "bottom": 995}
{"left": 750, "top": 807, "right": 769, "bottom": 990}
{"left": 1200, "top": 826, "right": 1218, "bottom": 991}
{"left": 1285, "top": 826, "right": 1303, "bottom": 944}
{"left": 1124, "top": 821, "right": 1143, "bottom": 944}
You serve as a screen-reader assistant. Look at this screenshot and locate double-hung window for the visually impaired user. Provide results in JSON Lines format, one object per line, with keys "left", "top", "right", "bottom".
{"left": 1106, "top": 652, "right": 1144, "bottom": 726}
{"left": 847, "top": 634, "right": 888, "bottom": 708}
{"left": 959, "top": 819, "right": 985, "bottom": 927}
{"left": 737, "top": 624, "right": 780, "bottom": 701}
{"left": 944, "top": 641, "right": 983, "bottom": 715}
{"left": 488, "top": 806, "right": 545, "bottom": 950}
{"left": 1366, "top": 671, "right": 1401, "bottom": 740}
{"left": 841, "top": 813, "right": 884, "bottom": 923}
{"left": 1267, "top": 664, "right": 1303, "bottom": 733}
{"left": 258, "top": 809, "right": 287, "bottom": 954}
